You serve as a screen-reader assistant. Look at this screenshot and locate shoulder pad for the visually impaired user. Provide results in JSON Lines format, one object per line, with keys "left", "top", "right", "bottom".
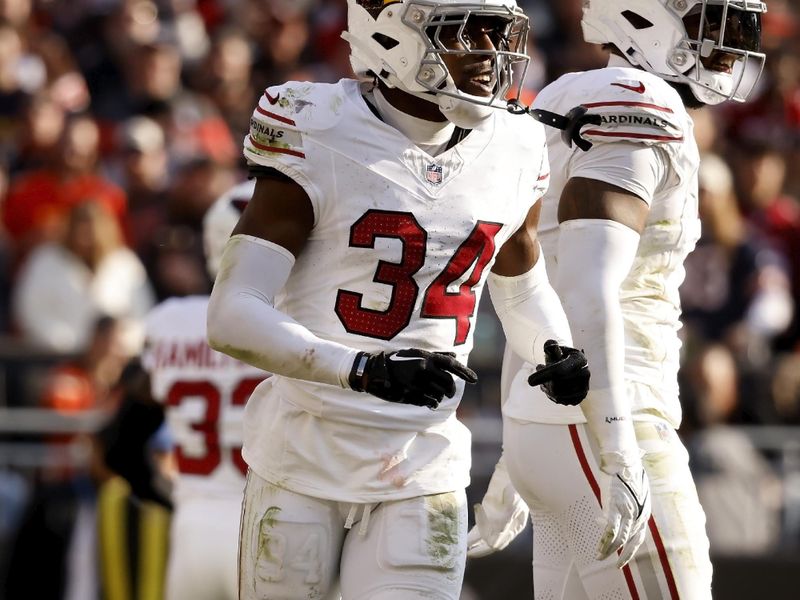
{"left": 494, "top": 107, "right": 547, "bottom": 153}
{"left": 578, "top": 70, "right": 686, "bottom": 146}
{"left": 531, "top": 71, "right": 583, "bottom": 111}
{"left": 246, "top": 80, "right": 348, "bottom": 165}
{"left": 250, "top": 81, "right": 346, "bottom": 134}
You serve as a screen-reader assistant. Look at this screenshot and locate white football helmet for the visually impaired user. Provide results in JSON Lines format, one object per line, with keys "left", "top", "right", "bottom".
{"left": 582, "top": 0, "right": 767, "bottom": 105}
{"left": 203, "top": 179, "right": 254, "bottom": 279}
{"left": 343, "top": 0, "right": 530, "bottom": 127}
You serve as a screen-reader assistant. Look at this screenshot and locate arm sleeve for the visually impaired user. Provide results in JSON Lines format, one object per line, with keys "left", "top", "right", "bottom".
{"left": 207, "top": 234, "right": 360, "bottom": 388}
{"left": 556, "top": 219, "right": 641, "bottom": 465}
{"left": 488, "top": 252, "right": 573, "bottom": 366}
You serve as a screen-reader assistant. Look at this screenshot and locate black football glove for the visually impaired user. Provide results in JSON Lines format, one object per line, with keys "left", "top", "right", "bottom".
{"left": 349, "top": 349, "right": 478, "bottom": 409}
{"left": 526, "top": 340, "right": 590, "bottom": 406}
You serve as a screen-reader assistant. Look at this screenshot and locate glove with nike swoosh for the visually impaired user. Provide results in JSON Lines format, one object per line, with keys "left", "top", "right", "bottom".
{"left": 348, "top": 349, "right": 478, "bottom": 409}
{"left": 597, "top": 451, "right": 651, "bottom": 568}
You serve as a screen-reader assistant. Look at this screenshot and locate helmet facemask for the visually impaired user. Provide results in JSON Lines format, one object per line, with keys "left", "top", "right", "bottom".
{"left": 669, "top": 0, "right": 766, "bottom": 104}
{"left": 344, "top": 1, "right": 530, "bottom": 127}
{"left": 581, "top": 0, "right": 766, "bottom": 106}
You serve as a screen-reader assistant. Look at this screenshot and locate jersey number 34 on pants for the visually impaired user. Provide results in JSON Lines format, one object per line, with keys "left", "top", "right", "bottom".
{"left": 334, "top": 209, "right": 502, "bottom": 345}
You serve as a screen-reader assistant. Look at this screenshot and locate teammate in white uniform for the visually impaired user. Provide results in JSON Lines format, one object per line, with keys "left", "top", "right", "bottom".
{"left": 142, "top": 180, "right": 268, "bottom": 600}
{"left": 467, "top": 1, "right": 767, "bottom": 598}
{"left": 206, "top": 1, "right": 589, "bottom": 598}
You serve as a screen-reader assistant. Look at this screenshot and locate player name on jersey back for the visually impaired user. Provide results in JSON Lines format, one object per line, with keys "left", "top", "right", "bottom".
{"left": 148, "top": 338, "right": 258, "bottom": 371}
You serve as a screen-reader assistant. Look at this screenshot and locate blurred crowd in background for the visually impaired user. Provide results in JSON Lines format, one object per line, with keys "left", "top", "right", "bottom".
{"left": 0, "top": 0, "right": 799, "bottom": 597}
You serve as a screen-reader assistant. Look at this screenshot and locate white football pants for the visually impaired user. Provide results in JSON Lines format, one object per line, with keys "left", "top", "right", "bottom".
{"left": 165, "top": 495, "right": 242, "bottom": 600}
{"left": 504, "top": 406, "right": 713, "bottom": 599}
{"left": 238, "top": 470, "right": 468, "bottom": 600}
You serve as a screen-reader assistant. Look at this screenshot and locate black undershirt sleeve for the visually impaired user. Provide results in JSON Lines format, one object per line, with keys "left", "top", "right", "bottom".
{"left": 248, "top": 165, "right": 295, "bottom": 183}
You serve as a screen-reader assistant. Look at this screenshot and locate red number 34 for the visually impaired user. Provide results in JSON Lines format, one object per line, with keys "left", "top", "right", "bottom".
{"left": 335, "top": 210, "right": 502, "bottom": 345}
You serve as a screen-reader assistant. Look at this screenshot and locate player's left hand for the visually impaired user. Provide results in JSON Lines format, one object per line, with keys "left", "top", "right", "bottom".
{"left": 597, "top": 454, "right": 651, "bottom": 568}
{"left": 526, "top": 340, "right": 590, "bottom": 406}
{"left": 467, "top": 457, "right": 529, "bottom": 558}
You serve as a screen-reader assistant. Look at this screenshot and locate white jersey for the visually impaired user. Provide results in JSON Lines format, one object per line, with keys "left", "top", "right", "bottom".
{"left": 143, "top": 296, "right": 268, "bottom": 504}
{"left": 243, "top": 78, "right": 549, "bottom": 501}
{"left": 505, "top": 58, "right": 700, "bottom": 428}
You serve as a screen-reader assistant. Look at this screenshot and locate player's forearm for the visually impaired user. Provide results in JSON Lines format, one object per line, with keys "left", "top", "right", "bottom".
{"left": 556, "top": 219, "right": 640, "bottom": 461}
{"left": 488, "top": 253, "right": 573, "bottom": 365}
{"left": 207, "top": 234, "right": 358, "bottom": 388}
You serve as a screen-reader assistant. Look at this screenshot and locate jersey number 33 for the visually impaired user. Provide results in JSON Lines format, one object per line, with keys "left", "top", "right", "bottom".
{"left": 166, "top": 377, "right": 264, "bottom": 476}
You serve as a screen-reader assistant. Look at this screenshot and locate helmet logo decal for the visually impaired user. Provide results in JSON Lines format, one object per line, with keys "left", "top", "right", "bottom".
{"left": 611, "top": 81, "right": 646, "bottom": 94}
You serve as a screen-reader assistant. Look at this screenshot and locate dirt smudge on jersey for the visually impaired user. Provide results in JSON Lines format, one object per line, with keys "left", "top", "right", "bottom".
{"left": 306, "top": 585, "right": 322, "bottom": 600}
{"left": 629, "top": 328, "right": 662, "bottom": 358}
{"left": 214, "top": 344, "right": 269, "bottom": 370}
{"left": 329, "top": 94, "right": 343, "bottom": 115}
{"left": 301, "top": 347, "right": 316, "bottom": 369}
{"left": 379, "top": 453, "right": 408, "bottom": 488}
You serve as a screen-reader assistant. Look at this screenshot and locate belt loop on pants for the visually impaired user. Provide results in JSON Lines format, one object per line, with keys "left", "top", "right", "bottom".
{"left": 343, "top": 503, "right": 375, "bottom": 536}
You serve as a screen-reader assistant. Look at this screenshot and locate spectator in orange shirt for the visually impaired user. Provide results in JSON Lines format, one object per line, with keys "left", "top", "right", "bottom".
{"left": 3, "top": 112, "right": 127, "bottom": 261}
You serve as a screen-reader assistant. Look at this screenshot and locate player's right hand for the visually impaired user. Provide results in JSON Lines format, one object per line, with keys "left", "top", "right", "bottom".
{"left": 349, "top": 349, "right": 477, "bottom": 409}
{"left": 597, "top": 453, "right": 651, "bottom": 568}
{"left": 526, "top": 340, "right": 590, "bottom": 406}
{"left": 466, "top": 456, "right": 529, "bottom": 559}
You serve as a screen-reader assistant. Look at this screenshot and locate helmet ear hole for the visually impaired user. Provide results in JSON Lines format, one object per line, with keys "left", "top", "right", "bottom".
{"left": 372, "top": 33, "right": 400, "bottom": 50}
{"left": 621, "top": 10, "right": 654, "bottom": 30}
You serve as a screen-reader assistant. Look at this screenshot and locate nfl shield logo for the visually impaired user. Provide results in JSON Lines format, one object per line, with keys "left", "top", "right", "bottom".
{"left": 425, "top": 163, "right": 443, "bottom": 185}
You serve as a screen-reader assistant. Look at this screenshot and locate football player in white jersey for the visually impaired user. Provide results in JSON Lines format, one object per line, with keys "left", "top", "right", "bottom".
{"left": 205, "top": 1, "right": 590, "bottom": 598}
{"left": 467, "top": 1, "right": 767, "bottom": 598}
{"left": 142, "top": 179, "right": 268, "bottom": 600}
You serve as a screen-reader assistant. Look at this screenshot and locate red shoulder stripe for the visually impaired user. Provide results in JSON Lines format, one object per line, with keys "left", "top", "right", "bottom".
{"left": 248, "top": 136, "right": 306, "bottom": 159}
{"left": 583, "top": 129, "right": 684, "bottom": 142}
{"left": 256, "top": 105, "right": 296, "bottom": 126}
{"left": 583, "top": 101, "right": 674, "bottom": 114}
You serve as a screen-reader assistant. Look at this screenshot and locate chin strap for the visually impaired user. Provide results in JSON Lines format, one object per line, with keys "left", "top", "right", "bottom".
{"left": 507, "top": 100, "right": 601, "bottom": 152}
